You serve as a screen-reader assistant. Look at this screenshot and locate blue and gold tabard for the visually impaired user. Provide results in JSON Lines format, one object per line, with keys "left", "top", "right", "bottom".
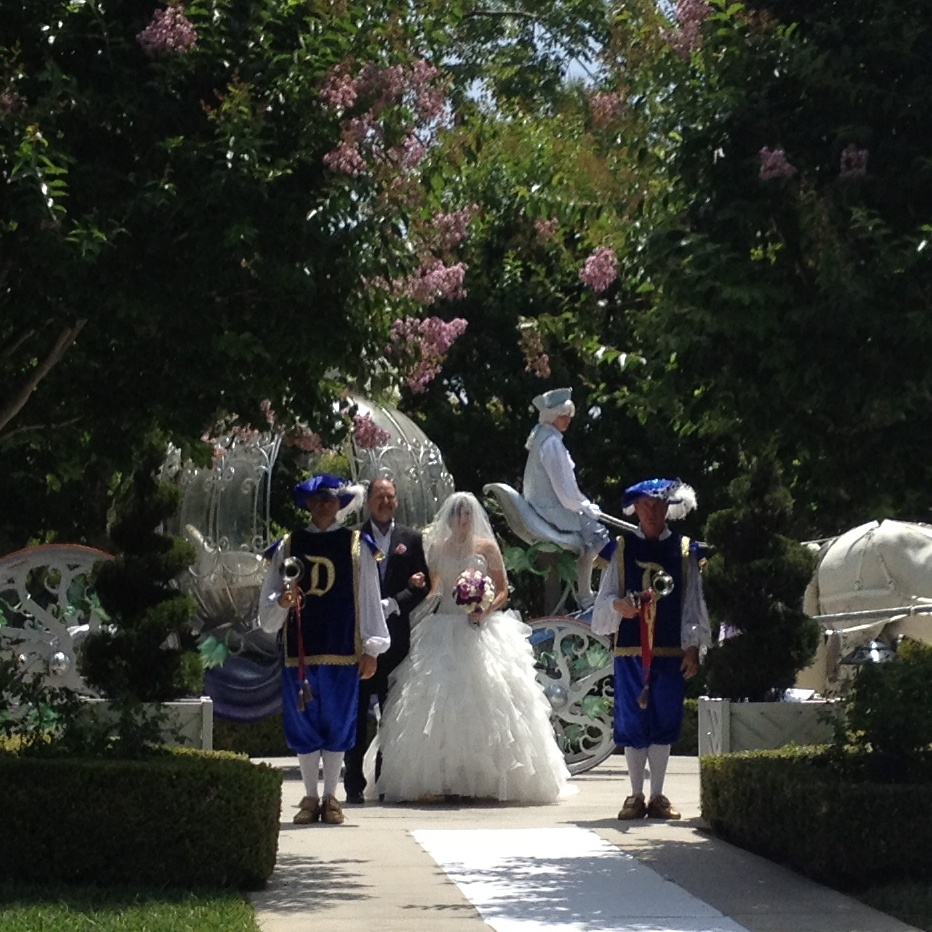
{"left": 614, "top": 532, "right": 690, "bottom": 655}
{"left": 611, "top": 530, "right": 692, "bottom": 749}
{"left": 285, "top": 527, "right": 362, "bottom": 664}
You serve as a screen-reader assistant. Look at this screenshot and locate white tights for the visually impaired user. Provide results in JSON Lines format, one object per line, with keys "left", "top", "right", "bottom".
{"left": 297, "top": 750, "right": 345, "bottom": 800}
{"left": 624, "top": 744, "right": 671, "bottom": 799}
{"left": 577, "top": 551, "right": 597, "bottom": 603}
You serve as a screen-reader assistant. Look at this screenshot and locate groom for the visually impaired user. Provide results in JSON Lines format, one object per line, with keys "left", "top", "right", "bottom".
{"left": 343, "top": 476, "right": 429, "bottom": 803}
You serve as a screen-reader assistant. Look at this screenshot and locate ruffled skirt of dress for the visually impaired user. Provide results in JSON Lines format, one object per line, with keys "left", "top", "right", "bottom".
{"left": 369, "top": 608, "right": 574, "bottom": 804}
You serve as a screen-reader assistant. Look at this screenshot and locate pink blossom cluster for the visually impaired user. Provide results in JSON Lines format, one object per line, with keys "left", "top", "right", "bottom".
{"left": 137, "top": 5, "right": 198, "bottom": 57}
{"left": 518, "top": 321, "right": 551, "bottom": 378}
{"left": 759, "top": 147, "right": 797, "bottom": 181}
{"left": 318, "top": 65, "right": 359, "bottom": 112}
{"left": 409, "top": 59, "right": 447, "bottom": 121}
{"left": 201, "top": 421, "right": 263, "bottom": 466}
{"left": 839, "top": 144, "right": 869, "bottom": 179}
{"left": 386, "top": 316, "right": 468, "bottom": 393}
{"left": 353, "top": 413, "right": 391, "bottom": 450}
{"left": 663, "top": 0, "right": 712, "bottom": 59}
{"left": 259, "top": 399, "right": 276, "bottom": 425}
{"left": 589, "top": 91, "right": 624, "bottom": 128}
{"left": 534, "top": 217, "right": 560, "bottom": 242}
{"left": 322, "top": 139, "right": 369, "bottom": 176}
{"left": 386, "top": 134, "right": 428, "bottom": 170}
{"left": 579, "top": 246, "right": 618, "bottom": 293}
{"left": 357, "top": 62, "right": 407, "bottom": 116}
{"left": 396, "top": 259, "right": 468, "bottom": 305}
{"left": 426, "top": 206, "right": 478, "bottom": 251}
{"left": 320, "top": 58, "right": 448, "bottom": 178}
{"left": 285, "top": 426, "right": 325, "bottom": 453}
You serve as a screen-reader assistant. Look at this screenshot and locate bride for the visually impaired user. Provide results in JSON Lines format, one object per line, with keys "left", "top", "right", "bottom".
{"left": 371, "top": 491, "right": 573, "bottom": 804}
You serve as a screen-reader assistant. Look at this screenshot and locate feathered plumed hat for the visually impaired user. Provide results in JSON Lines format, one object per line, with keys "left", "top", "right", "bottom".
{"left": 621, "top": 478, "right": 697, "bottom": 521}
{"left": 293, "top": 473, "right": 365, "bottom": 520}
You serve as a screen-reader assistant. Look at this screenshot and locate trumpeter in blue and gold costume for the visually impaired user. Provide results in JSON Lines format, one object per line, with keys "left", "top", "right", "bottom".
{"left": 592, "top": 478, "right": 711, "bottom": 822}
{"left": 259, "top": 474, "right": 389, "bottom": 826}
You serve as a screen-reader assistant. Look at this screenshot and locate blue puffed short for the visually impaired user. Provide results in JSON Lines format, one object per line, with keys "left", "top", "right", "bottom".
{"left": 281, "top": 664, "right": 360, "bottom": 754}
{"left": 612, "top": 655, "right": 686, "bottom": 748}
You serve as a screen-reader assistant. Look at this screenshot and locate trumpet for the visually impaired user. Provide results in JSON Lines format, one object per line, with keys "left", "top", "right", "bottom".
{"left": 628, "top": 570, "right": 675, "bottom": 607}
{"left": 282, "top": 556, "right": 304, "bottom": 586}
{"left": 651, "top": 570, "right": 675, "bottom": 598}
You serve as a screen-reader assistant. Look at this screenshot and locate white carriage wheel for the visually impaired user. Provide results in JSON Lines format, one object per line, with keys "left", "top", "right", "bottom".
{"left": 0, "top": 544, "right": 114, "bottom": 693}
{"left": 528, "top": 615, "right": 616, "bottom": 775}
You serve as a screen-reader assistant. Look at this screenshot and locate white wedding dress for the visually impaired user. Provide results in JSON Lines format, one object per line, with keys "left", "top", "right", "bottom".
{"left": 371, "top": 549, "right": 574, "bottom": 804}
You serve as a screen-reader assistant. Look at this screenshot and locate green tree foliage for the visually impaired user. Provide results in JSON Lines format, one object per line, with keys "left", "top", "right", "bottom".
{"left": 406, "top": 103, "right": 715, "bottom": 529}
{"left": 81, "top": 441, "right": 202, "bottom": 702}
{"left": 701, "top": 452, "right": 820, "bottom": 700}
{"left": 0, "top": 0, "right": 629, "bottom": 550}
{"left": 0, "top": 0, "right": 463, "bottom": 547}
{"left": 599, "top": 0, "right": 932, "bottom": 533}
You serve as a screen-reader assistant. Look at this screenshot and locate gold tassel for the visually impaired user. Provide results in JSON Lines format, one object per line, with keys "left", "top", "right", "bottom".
{"left": 297, "top": 679, "right": 313, "bottom": 711}
{"left": 637, "top": 684, "right": 650, "bottom": 710}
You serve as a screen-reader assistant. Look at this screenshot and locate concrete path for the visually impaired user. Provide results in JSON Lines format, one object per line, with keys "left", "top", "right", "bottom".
{"left": 250, "top": 755, "right": 919, "bottom": 932}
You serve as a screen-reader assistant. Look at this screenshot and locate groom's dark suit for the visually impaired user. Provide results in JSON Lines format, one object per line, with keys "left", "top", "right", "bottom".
{"left": 343, "top": 518, "right": 429, "bottom": 798}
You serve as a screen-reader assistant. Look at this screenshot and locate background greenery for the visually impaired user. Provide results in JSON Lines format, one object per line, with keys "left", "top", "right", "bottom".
{"left": 3, "top": 0, "right": 931, "bottom": 554}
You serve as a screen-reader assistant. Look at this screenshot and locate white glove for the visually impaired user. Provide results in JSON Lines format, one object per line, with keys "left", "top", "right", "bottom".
{"left": 380, "top": 597, "right": 400, "bottom": 620}
{"left": 581, "top": 501, "right": 600, "bottom": 519}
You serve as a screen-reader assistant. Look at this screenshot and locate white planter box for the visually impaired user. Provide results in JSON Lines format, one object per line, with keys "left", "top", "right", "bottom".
{"left": 82, "top": 696, "right": 214, "bottom": 750}
{"left": 697, "top": 696, "right": 839, "bottom": 756}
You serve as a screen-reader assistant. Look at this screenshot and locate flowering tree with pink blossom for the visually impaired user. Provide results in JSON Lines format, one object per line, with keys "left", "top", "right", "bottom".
{"left": 0, "top": 0, "right": 506, "bottom": 545}
{"left": 385, "top": 316, "right": 468, "bottom": 394}
{"left": 137, "top": 4, "right": 198, "bottom": 57}
{"left": 352, "top": 413, "right": 391, "bottom": 450}
{"left": 578, "top": 246, "right": 618, "bottom": 293}
{"left": 758, "top": 146, "right": 797, "bottom": 181}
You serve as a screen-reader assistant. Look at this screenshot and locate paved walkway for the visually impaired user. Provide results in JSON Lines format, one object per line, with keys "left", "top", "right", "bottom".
{"left": 250, "top": 755, "right": 919, "bottom": 932}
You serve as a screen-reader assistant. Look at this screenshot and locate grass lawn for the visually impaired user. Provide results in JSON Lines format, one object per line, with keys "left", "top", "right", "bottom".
{"left": 1, "top": 874, "right": 930, "bottom": 931}
{"left": 0, "top": 881, "right": 260, "bottom": 932}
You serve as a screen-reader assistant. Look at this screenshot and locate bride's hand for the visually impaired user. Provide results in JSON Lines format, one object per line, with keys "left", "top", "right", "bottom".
{"left": 468, "top": 609, "right": 484, "bottom": 626}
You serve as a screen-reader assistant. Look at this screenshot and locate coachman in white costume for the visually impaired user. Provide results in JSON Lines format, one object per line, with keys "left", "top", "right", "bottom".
{"left": 523, "top": 387, "right": 610, "bottom": 608}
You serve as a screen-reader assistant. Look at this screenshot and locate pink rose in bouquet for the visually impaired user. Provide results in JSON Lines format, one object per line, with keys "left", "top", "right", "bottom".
{"left": 453, "top": 568, "right": 495, "bottom": 625}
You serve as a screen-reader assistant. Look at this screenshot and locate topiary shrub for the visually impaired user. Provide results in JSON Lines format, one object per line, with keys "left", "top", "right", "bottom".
{"left": 701, "top": 453, "right": 821, "bottom": 701}
{"left": 81, "top": 441, "right": 203, "bottom": 705}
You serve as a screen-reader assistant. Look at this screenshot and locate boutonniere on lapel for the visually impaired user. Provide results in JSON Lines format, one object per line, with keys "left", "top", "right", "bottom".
{"left": 393, "top": 543, "right": 407, "bottom": 556}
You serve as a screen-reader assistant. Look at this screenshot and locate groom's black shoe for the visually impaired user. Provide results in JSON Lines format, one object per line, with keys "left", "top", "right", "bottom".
{"left": 345, "top": 791, "right": 365, "bottom": 805}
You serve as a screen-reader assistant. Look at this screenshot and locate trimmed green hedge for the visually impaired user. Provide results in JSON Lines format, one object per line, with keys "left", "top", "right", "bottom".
{"left": 1, "top": 748, "right": 282, "bottom": 890}
{"left": 212, "top": 713, "right": 291, "bottom": 757}
{"left": 701, "top": 746, "right": 932, "bottom": 889}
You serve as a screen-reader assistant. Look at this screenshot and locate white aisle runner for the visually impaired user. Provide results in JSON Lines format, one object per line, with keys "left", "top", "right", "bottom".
{"left": 413, "top": 827, "right": 750, "bottom": 932}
